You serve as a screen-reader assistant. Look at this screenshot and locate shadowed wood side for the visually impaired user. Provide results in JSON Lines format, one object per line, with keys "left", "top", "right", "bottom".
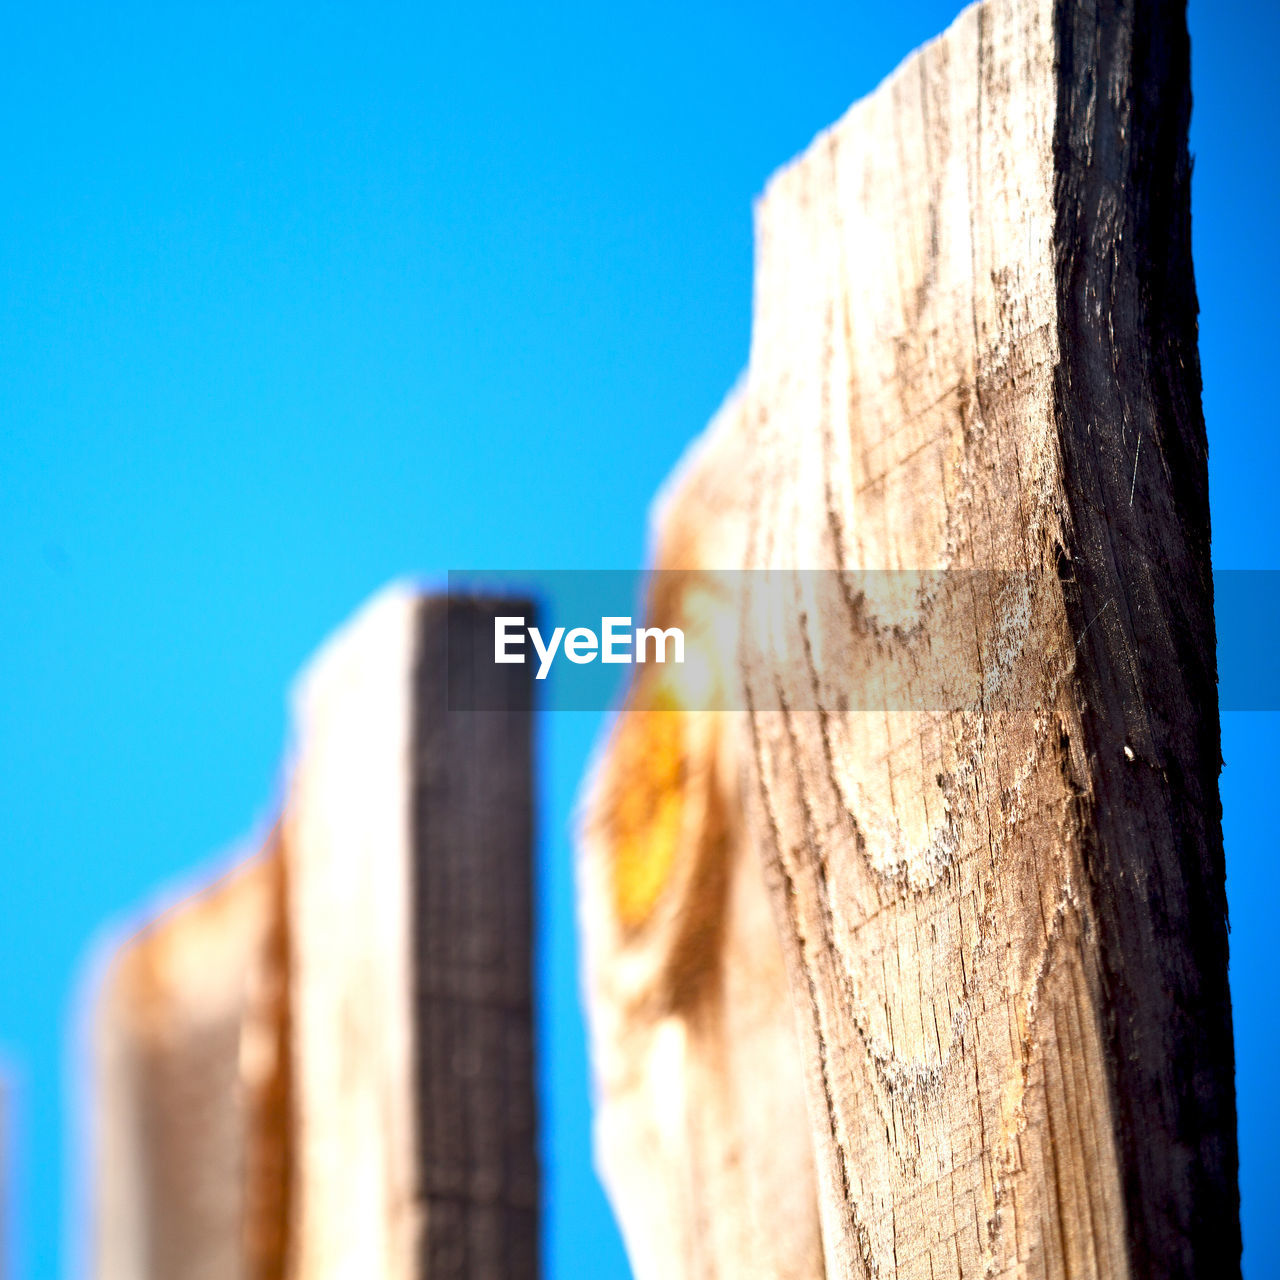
{"left": 411, "top": 597, "right": 538, "bottom": 1280}
{"left": 1050, "top": 0, "right": 1238, "bottom": 1270}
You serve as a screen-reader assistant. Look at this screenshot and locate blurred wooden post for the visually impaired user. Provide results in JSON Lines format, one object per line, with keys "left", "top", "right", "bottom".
{"left": 93, "top": 588, "right": 538, "bottom": 1280}
{"left": 286, "top": 589, "right": 538, "bottom": 1280}
{"left": 582, "top": 0, "right": 1238, "bottom": 1277}
{"left": 94, "top": 848, "right": 287, "bottom": 1280}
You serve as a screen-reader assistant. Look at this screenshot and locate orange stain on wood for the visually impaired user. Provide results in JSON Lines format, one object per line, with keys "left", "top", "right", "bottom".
{"left": 604, "top": 682, "right": 687, "bottom": 929}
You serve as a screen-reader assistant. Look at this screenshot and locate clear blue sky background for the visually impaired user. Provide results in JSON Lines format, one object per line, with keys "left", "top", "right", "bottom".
{"left": 1, "top": 1, "right": 1276, "bottom": 1276}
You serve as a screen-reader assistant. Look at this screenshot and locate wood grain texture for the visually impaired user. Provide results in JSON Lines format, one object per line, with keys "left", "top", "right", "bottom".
{"left": 740, "top": 0, "right": 1236, "bottom": 1275}
{"left": 584, "top": 0, "right": 1236, "bottom": 1276}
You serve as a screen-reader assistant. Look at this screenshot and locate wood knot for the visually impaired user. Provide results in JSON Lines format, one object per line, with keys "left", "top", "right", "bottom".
{"left": 602, "top": 681, "right": 688, "bottom": 929}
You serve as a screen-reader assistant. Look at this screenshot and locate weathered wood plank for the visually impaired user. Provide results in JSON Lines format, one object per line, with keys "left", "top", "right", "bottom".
{"left": 740, "top": 0, "right": 1236, "bottom": 1275}
{"left": 584, "top": 0, "right": 1237, "bottom": 1276}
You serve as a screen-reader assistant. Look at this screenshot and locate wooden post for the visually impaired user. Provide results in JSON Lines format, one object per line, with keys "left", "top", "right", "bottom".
{"left": 582, "top": 0, "right": 1237, "bottom": 1277}
{"left": 93, "top": 588, "right": 538, "bottom": 1280}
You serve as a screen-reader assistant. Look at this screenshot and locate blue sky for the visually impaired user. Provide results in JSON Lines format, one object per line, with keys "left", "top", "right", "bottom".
{"left": 1, "top": 1, "right": 1277, "bottom": 1275}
